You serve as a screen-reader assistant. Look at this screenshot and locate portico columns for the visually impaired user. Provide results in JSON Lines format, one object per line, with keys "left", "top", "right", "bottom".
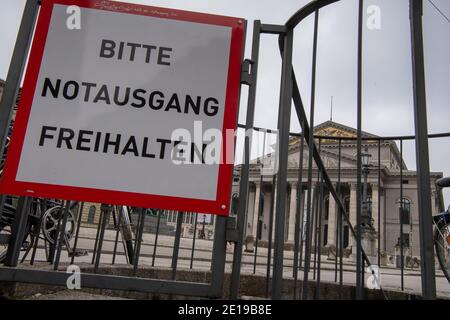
{"left": 327, "top": 191, "right": 337, "bottom": 246}
{"left": 349, "top": 183, "right": 357, "bottom": 242}
{"left": 288, "top": 182, "right": 297, "bottom": 242}
{"left": 252, "top": 182, "right": 261, "bottom": 238}
{"left": 371, "top": 184, "right": 379, "bottom": 233}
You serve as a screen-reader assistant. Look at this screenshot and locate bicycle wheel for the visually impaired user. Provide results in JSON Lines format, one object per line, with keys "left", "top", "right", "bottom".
{"left": 0, "top": 204, "right": 33, "bottom": 265}
{"left": 434, "top": 223, "right": 450, "bottom": 283}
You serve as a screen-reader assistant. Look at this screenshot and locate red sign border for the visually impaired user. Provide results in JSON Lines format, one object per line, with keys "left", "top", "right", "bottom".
{"left": 0, "top": 0, "right": 245, "bottom": 216}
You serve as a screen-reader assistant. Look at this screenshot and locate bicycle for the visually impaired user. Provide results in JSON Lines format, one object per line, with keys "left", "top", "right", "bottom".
{"left": 434, "top": 177, "right": 450, "bottom": 283}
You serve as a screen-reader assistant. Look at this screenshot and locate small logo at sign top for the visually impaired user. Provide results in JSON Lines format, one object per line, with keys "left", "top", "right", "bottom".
{"left": 66, "top": 5, "right": 81, "bottom": 30}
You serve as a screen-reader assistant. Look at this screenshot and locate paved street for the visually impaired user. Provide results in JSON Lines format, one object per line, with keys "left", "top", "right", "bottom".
{"left": 16, "top": 226, "right": 449, "bottom": 299}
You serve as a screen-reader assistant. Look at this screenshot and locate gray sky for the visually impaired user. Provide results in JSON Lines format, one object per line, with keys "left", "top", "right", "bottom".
{"left": 1, "top": 0, "right": 449, "bottom": 204}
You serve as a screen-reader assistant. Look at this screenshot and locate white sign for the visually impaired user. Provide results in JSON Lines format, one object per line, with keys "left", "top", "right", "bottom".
{"left": 1, "top": 0, "right": 244, "bottom": 215}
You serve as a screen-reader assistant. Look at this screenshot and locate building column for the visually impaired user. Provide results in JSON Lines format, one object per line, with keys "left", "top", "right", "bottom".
{"left": 327, "top": 192, "right": 337, "bottom": 246}
{"left": 252, "top": 182, "right": 261, "bottom": 238}
{"left": 288, "top": 182, "right": 297, "bottom": 242}
{"left": 371, "top": 184, "right": 379, "bottom": 233}
{"left": 349, "top": 184, "right": 357, "bottom": 243}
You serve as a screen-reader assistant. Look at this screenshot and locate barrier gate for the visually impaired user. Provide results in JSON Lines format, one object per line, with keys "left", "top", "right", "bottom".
{"left": 0, "top": 0, "right": 444, "bottom": 300}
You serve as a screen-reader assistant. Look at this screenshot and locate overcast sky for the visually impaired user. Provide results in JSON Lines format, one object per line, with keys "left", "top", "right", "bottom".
{"left": 1, "top": 0, "right": 449, "bottom": 204}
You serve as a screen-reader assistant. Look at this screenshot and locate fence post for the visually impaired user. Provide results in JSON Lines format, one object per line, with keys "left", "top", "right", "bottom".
{"left": 409, "top": 0, "right": 437, "bottom": 300}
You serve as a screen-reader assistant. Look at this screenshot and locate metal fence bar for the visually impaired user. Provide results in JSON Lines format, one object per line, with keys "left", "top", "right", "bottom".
{"left": 293, "top": 128, "right": 305, "bottom": 299}
{"left": 151, "top": 210, "right": 161, "bottom": 267}
{"left": 377, "top": 141, "right": 381, "bottom": 267}
{"left": 355, "top": 0, "right": 365, "bottom": 300}
{"left": 313, "top": 140, "right": 322, "bottom": 281}
{"left": 337, "top": 140, "right": 343, "bottom": 287}
{"left": 91, "top": 209, "right": 104, "bottom": 265}
{"left": 210, "top": 215, "right": 228, "bottom": 296}
{"left": 409, "top": 1, "right": 436, "bottom": 299}
{"left": 237, "top": 124, "right": 450, "bottom": 141}
{"left": 70, "top": 202, "right": 84, "bottom": 265}
{"left": 253, "top": 131, "right": 266, "bottom": 274}
{"left": 312, "top": 180, "right": 319, "bottom": 281}
{"left": 171, "top": 211, "right": 184, "bottom": 280}
{"left": 399, "top": 139, "right": 405, "bottom": 291}
{"left": 111, "top": 206, "right": 122, "bottom": 265}
{"left": 316, "top": 170, "right": 324, "bottom": 299}
{"left": 229, "top": 19, "right": 261, "bottom": 300}
{"left": 271, "top": 26, "right": 294, "bottom": 300}
{"left": 133, "top": 208, "right": 146, "bottom": 275}
{"left": 94, "top": 204, "right": 110, "bottom": 273}
{"left": 190, "top": 213, "right": 198, "bottom": 269}
{"left": 334, "top": 140, "right": 341, "bottom": 283}
{"left": 301, "top": 8, "right": 319, "bottom": 300}
{"left": 53, "top": 200, "right": 71, "bottom": 270}
{"left": 265, "top": 174, "right": 276, "bottom": 298}
{"left": 30, "top": 199, "right": 47, "bottom": 265}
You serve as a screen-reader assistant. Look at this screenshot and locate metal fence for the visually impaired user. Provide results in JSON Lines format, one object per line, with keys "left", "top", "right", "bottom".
{"left": 0, "top": 0, "right": 446, "bottom": 300}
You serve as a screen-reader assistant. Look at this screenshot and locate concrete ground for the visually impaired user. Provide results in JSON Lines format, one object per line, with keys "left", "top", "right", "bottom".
{"left": 16, "top": 227, "right": 450, "bottom": 299}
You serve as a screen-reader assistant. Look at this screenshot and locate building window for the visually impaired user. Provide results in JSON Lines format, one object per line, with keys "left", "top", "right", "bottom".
{"left": 344, "top": 196, "right": 350, "bottom": 215}
{"left": 402, "top": 233, "right": 410, "bottom": 247}
{"left": 231, "top": 193, "right": 239, "bottom": 216}
{"left": 87, "top": 205, "right": 96, "bottom": 224}
{"left": 324, "top": 196, "right": 330, "bottom": 221}
{"left": 398, "top": 198, "right": 411, "bottom": 225}
{"left": 323, "top": 224, "right": 328, "bottom": 246}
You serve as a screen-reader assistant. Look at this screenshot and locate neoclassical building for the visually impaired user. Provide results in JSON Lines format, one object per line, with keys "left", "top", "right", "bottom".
{"left": 232, "top": 121, "right": 444, "bottom": 256}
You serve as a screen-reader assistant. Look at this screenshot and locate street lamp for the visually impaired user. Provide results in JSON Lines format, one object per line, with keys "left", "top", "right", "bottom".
{"left": 361, "top": 147, "right": 373, "bottom": 229}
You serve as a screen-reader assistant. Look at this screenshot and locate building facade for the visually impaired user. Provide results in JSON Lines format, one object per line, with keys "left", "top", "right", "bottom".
{"left": 232, "top": 121, "right": 444, "bottom": 256}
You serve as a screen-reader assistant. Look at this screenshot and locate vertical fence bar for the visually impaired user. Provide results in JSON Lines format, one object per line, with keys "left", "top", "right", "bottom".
{"left": 293, "top": 128, "right": 305, "bottom": 299}
{"left": 378, "top": 140, "right": 381, "bottom": 267}
{"left": 152, "top": 210, "right": 162, "bottom": 267}
{"left": 409, "top": 8, "right": 438, "bottom": 291}
{"left": 190, "top": 213, "right": 198, "bottom": 269}
{"left": 48, "top": 201, "right": 64, "bottom": 264}
{"left": 133, "top": 208, "right": 146, "bottom": 275}
{"left": 253, "top": 131, "right": 266, "bottom": 274}
{"left": 94, "top": 204, "right": 111, "bottom": 273}
{"left": 265, "top": 174, "right": 276, "bottom": 297}
{"left": 338, "top": 140, "right": 344, "bottom": 287}
{"left": 53, "top": 200, "right": 71, "bottom": 270}
{"left": 111, "top": 206, "right": 122, "bottom": 264}
{"left": 70, "top": 202, "right": 84, "bottom": 265}
{"left": 301, "top": 8, "right": 319, "bottom": 301}
{"left": 356, "top": 0, "right": 365, "bottom": 300}
{"left": 30, "top": 199, "right": 47, "bottom": 265}
{"left": 315, "top": 171, "right": 324, "bottom": 299}
{"left": 171, "top": 211, "right": 184, "bottom": 280}
{"left": 91, "top": 209, "right": 104, "bottom": 264}
{"left": 313, "top": 140, "right": 322, "bottom": 281}
{"left": 230, "top": 20, "right": 261, "bottom": 299}
{"left": 399, "top": 140, "right": 405, "bottom": 291}
{"left": 271, "top": 26, "right": 294, "bottom": 300}
{"left": 335, "top": 140, "right": 342, "bottom": 282}
{"left": 312, "top": 180, "right": 319, "bottom": 280}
